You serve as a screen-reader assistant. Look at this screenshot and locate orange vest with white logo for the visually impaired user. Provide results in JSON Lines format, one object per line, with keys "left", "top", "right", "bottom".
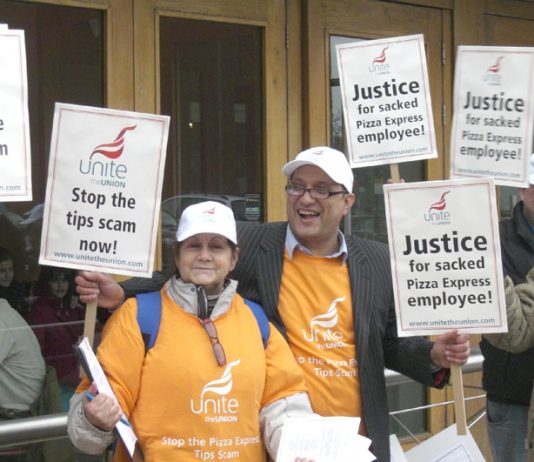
{"left": 278, "top": 250, "right": 362, "bottom": 419}
{"left": 77, "top": 290, "right": 306, "bottom": 461}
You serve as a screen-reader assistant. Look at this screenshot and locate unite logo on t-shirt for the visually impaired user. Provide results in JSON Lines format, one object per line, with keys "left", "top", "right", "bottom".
{"left": 302, "top": 296, "right": 348, "bottom": 349}
{"left": 190, "top": 359, "right": 241, "bottom": 423}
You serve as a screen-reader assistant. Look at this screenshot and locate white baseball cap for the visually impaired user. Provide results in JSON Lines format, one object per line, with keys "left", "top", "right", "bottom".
{"left": 529, "top": 153, "right": 534, "bottom": 184}
{"left": 176, "top": 201, "right": 237, "bottom": 244}
{"left": 282, "top": 146, "right": 354, "bottom": 193}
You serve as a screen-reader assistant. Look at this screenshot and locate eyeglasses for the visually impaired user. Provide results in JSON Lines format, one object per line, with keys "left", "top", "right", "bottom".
{"left": 201, "top": 318, "right": 227, "bottom": 366}
{"left": 285, "top": 184, "right": 346, "bottom": 200}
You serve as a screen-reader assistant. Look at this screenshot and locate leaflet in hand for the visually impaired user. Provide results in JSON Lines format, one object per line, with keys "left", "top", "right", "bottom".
{"left": 276, "top": 415, "right": 375, "bottom": 462}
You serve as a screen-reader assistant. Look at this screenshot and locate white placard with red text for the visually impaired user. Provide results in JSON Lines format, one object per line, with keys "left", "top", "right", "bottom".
{"left": 450, "top": 46, "right": 534, "bottom": 187}
{"left": 336, "top": 34, "right": 437, "bottom": 167}
{"left": 0, "top": 28, "right": 32, "bottom": 201}
{"left": 40, "top": 103, "right": 169, "bottom": 277}
{"left": 384, "top": 178, "right": 506, "bottom": 336}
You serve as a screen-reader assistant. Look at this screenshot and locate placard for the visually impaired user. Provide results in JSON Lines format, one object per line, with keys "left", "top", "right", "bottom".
{"left": 450, "top": 46, "right": 534, "bottom": 187}
{"left": 405, "top": 424, "right": 485, "bottom": 462}
{"left": 40, "top": 103, "right": 169, "bottom": 277}
{"left": 384, "top": 178, "right": 506, "bottom": 336}
{"left": 0, "top": 28, "right": 32, "bottom": 201}
{"left": 336, "top": 34, "right": 436, "bottom": 167}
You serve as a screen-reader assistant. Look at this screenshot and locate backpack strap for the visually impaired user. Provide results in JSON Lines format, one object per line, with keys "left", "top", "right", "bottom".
{"left": 136, "top": 291, "right": 162, "bottom": 352}
{"left": 244, "top": 298, "right": 270, "bottom": 348}
{"left": 135, "top": 291, "right": 270, "bottom": 351}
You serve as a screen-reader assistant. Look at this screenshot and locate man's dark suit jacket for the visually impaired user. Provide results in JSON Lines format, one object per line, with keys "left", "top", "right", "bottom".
{"left": 122, "top": 221, "right": 441, "bottom": 462}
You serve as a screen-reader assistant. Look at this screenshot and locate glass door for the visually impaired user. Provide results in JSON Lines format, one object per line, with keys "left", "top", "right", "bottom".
{"left": 133, "top": 0, "right": 290, "bottom": 222}
{"left": 132, "top": 0, "right": 290, "bottom": 272}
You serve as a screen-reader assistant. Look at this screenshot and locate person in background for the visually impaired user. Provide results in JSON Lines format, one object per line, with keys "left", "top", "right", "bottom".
{"left": 19, "top": 204, "right": 44, "bottom": 283}
{"left": 30, "top": 266, "right": 85, "bottom": 411}
{"left": 484, "top": 267, "right": 534, "bottom": 462}
{"left": 0, "top": 298, "right": 46, "bottom": 462}
{"left": 479, "top": 153, "right": 534, "bottom": 462}
{"left": 0, "top": 247, "right": 31, "bottom": 320}
{"left": 68, "top": 201, "right": 312, "bottom": 462}
{"left": 75, "top": 147, "right": 470, "bottom": 462}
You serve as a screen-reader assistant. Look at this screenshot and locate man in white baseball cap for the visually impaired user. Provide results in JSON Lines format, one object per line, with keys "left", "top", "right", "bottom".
{"left": 281, "top": 146, "right": 355, "bottom": 257}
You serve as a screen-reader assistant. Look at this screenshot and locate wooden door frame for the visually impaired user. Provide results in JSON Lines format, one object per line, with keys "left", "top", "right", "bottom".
{"left": 133, "top": 0, "right": 289, "bottom": 222}
{"left": 302, "top": 0, "right": 447, "bottom": 180}
{"left": 27, "top": 0, "right": 134, "bottom": 111}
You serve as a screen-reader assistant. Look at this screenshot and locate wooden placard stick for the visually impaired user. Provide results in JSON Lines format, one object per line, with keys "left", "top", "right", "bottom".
{"left": 389, "top": 163, "right": 401, "bottom": 183}
{"left": 80, "top": 299, "right": 97, "bottom": 378}
{"left": 451, "top": 363, "right": 467, "bottom": 435}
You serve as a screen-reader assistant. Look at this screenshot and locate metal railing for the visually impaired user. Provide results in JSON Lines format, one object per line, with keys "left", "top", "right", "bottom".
{"left": 0, "top": 353, "right": 485, "bottom": 449}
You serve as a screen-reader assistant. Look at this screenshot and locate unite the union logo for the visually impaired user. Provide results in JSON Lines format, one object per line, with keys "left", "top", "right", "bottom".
{"left": 190, "top": 359, "right": 241, "bottom": 423}
{"left": 79, "top": 125, "right": 136, "bottom": 188}
{"left": 369, "top": 47, "right": 391, "bottom": 74}
{"left": 424, "top": 191, "right": 451, "bottom": 225}
{"left": 482, "top": 56, "right": 503, "bottom": 85}
{"left": 302, "top": 297, "right": 347, "bottom": 349}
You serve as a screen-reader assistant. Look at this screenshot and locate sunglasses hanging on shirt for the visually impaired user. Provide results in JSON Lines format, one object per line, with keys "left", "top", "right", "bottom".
{"left": 196, "top": 285, "right": 226, "bottom": 366}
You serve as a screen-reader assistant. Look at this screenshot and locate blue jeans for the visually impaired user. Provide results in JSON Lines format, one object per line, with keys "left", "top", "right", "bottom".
{"left": 487, "top": 398, "right": 528, "bottom": 462}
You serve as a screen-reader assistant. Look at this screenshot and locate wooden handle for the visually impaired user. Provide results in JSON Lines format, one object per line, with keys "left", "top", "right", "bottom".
{"left": 80, "top": 300, "right": 98, "bottom": 378}
{"left": 390, "top": 163, "right": 400, "bottom": 183}
{"left": 451, "top": 363, "right": 467, "bottom": 435}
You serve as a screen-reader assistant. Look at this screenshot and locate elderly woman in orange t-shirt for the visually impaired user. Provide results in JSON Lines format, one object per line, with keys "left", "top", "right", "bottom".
{"left": 68, "top": 201, "right": 314, "bottom": 462}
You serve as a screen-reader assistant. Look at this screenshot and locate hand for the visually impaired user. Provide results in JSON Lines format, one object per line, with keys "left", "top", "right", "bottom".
{"left": 83, "top": 383, "right": 122, "bottom": 431}
{"left": 75, "top": 271, "right": 125, "bottom": 309}
{"left": 430, "top": 329, "right": 470, "bottom": 368}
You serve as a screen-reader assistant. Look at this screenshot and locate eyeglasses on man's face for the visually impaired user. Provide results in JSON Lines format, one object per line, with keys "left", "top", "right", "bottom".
{"left": 285, "top": 183, "right": 346, "bottom": 200}
{"left": 201, "top": 317, "right": 226, "bottom": 366}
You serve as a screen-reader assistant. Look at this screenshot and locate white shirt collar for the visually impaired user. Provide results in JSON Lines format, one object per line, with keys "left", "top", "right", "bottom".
{"left": 285, "top": 224, "right": 348, "bottom": 261}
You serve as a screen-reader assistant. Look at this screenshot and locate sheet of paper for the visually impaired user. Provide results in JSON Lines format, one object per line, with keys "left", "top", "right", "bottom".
{"left": 390, "top": 434, "right": 408, "bottom": 462}
{"left": 276, "top": 416, "right": 375, "bottom": 462}
{"left": 76, "top": 337, "right": 138, "bottom": 458}
{"left": 405, "top": 424, "right": 485, "bottom": 462}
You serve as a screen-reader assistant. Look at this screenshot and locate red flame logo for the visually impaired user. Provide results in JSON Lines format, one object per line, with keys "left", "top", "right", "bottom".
{"left": 90, "top": 125, "right": 137, "bottom": 159}
{"left": 429, "top": 191, "right": 450, "bottom": 211}
{"left": 488, "top": 56, "right": 503, "bottom": 73}
{"left": 372, "top": 47, "right": 388, "bottom": 65}
{"left": 203, "top": 207, "right": 215, "bottom": 215}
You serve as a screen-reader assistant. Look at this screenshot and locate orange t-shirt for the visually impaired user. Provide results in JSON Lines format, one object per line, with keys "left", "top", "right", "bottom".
{"left": 77, "top": 290, "right": 306, "bottom": 461}
{"left": 278, "top": 250, "right": 362, "bottom": 419}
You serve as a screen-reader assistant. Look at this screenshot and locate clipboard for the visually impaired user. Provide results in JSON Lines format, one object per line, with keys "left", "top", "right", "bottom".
{"left": 73, "top": 337, "right": 144, "bottom": 462}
